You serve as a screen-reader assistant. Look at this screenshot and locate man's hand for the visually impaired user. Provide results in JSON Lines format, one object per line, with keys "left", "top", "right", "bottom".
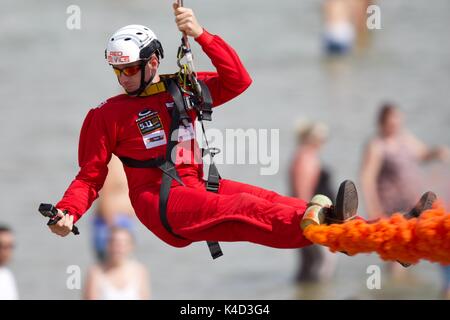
{"left": 48, "top": 210, "right": 74, "bottom": 237}
{"left": 173, "top": 2, "right": 204, "bottom": 39}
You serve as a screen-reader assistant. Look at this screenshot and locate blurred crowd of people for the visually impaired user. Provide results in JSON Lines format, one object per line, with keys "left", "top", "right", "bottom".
{"left": 0, "top": 155, "right": 152, "bottom": 300}
{"left": 289, "top": 0, "right": 450, "bottom": 299}
{"left": 291, "top": 103, "right": 450, "bottom": 298}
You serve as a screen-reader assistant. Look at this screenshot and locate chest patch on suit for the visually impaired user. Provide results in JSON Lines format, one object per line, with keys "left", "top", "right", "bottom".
{"left": 136, "top": 109, "right": 167, "bottom": 149}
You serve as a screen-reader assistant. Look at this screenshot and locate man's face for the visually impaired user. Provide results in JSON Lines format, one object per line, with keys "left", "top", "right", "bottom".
{"left": 0, "top": 231, "right": 14, "bottom": 266}
{"left": 113, "top": 56, "right": 158, "bottom": 94}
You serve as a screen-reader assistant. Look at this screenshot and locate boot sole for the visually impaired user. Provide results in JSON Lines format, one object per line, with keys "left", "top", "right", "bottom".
{"left": 404, "top": 191, "right": 437, "bottom": 219}
{"left": 326, "top": 180, "right": 358, "bottom": 224}
{"left": 398, "top": 191, "right": 437, "bottom": 267}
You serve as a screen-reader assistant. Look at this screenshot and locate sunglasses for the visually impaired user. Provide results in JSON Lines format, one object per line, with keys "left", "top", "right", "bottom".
{"left": 113, "top": 64, "right": 142, "bottom": 77}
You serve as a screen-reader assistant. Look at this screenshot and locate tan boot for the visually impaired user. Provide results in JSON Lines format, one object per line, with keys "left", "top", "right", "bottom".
{"left": 300, "top": 194, "right": 333, "bottom": 230}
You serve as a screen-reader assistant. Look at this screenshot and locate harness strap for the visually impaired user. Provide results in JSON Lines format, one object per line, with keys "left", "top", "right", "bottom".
{"left": 159, "top": 82, "right": 188, "bottom": 241}
{"left": 166, "top": 77, "right": 191, "bottom": 128}
{"left": 197, "top": 81, "right": 213, "bottom": 121}
{"left": 159, "top": 161, "right": 186, "bottom": 240}
{"left": 119, "top": 156, "right": 164, "bottom": 168}
{"left": 200, "top": 122, "right": 221, "bottom": 194}
{"left": 166, "top": 78, "right": 223, "bottom": 259}
{"left": 119, "top": 77, "right": 223, "bottom": 259}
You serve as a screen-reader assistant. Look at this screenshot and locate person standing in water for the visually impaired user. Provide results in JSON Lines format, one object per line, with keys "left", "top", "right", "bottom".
{"left": 290, "top": 122, "right": 337, "bottom": 284}
{"left": 360, "top": 103, "right": 449, "bottom": 279}
{"left": 84, "top": 227, "right": 151, "bottom": 300}
{"left": 322, "top": 0, "right": 373, "bottom": 56}
{"left": 93, "top": 155, "right": 136, "bottom": 262}
{"left": 0, "top": 225, "right": 19, "bottom": 300}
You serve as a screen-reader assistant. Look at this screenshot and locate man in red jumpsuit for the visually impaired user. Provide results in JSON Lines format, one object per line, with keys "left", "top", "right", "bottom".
{"left": 49, "top": 4, "right": 358, "bottom": 254}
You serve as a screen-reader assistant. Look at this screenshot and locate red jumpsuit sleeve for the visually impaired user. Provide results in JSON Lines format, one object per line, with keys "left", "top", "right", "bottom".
{"left": 55, "top": 107, "right": 114, "bottom": 223}
{"left": 195, "top": 29, "right": 252, "bottom": 107}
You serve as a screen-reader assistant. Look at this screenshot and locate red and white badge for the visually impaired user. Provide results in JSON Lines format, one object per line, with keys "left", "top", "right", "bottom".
{"left": 136, "top": 109, "right": 167, "bottom": 149}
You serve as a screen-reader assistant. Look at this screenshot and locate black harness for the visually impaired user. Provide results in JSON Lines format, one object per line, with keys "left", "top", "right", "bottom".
{"left": 119, "top": 76, "right": 223, "bottom": 259}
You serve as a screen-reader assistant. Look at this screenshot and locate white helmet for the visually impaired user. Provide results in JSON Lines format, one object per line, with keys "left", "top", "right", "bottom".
{"left": 105, "top": 24, "right": 164, "bottom": 65}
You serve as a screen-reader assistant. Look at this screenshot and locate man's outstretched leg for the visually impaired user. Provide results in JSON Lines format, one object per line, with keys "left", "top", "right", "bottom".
{"left": 165, "top": 184, "right": 310, "bottom": 249}
{"left": 218, "top": 179, "right": 360, "bottom": 223}
{"left": 158, "top": 180, "right": 359, "bottom": 249}
{"left": 218, "top": 179, "right": 308, "bottom": 211}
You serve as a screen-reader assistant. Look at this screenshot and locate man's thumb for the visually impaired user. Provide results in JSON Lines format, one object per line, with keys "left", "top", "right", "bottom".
{"left": 56, "top": 210, "right": 65, "bottom": 218}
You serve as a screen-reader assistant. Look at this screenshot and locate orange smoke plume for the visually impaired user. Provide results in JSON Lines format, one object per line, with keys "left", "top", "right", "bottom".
{"left": 303, "top": 202, "right": 450, "bottom": 265}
